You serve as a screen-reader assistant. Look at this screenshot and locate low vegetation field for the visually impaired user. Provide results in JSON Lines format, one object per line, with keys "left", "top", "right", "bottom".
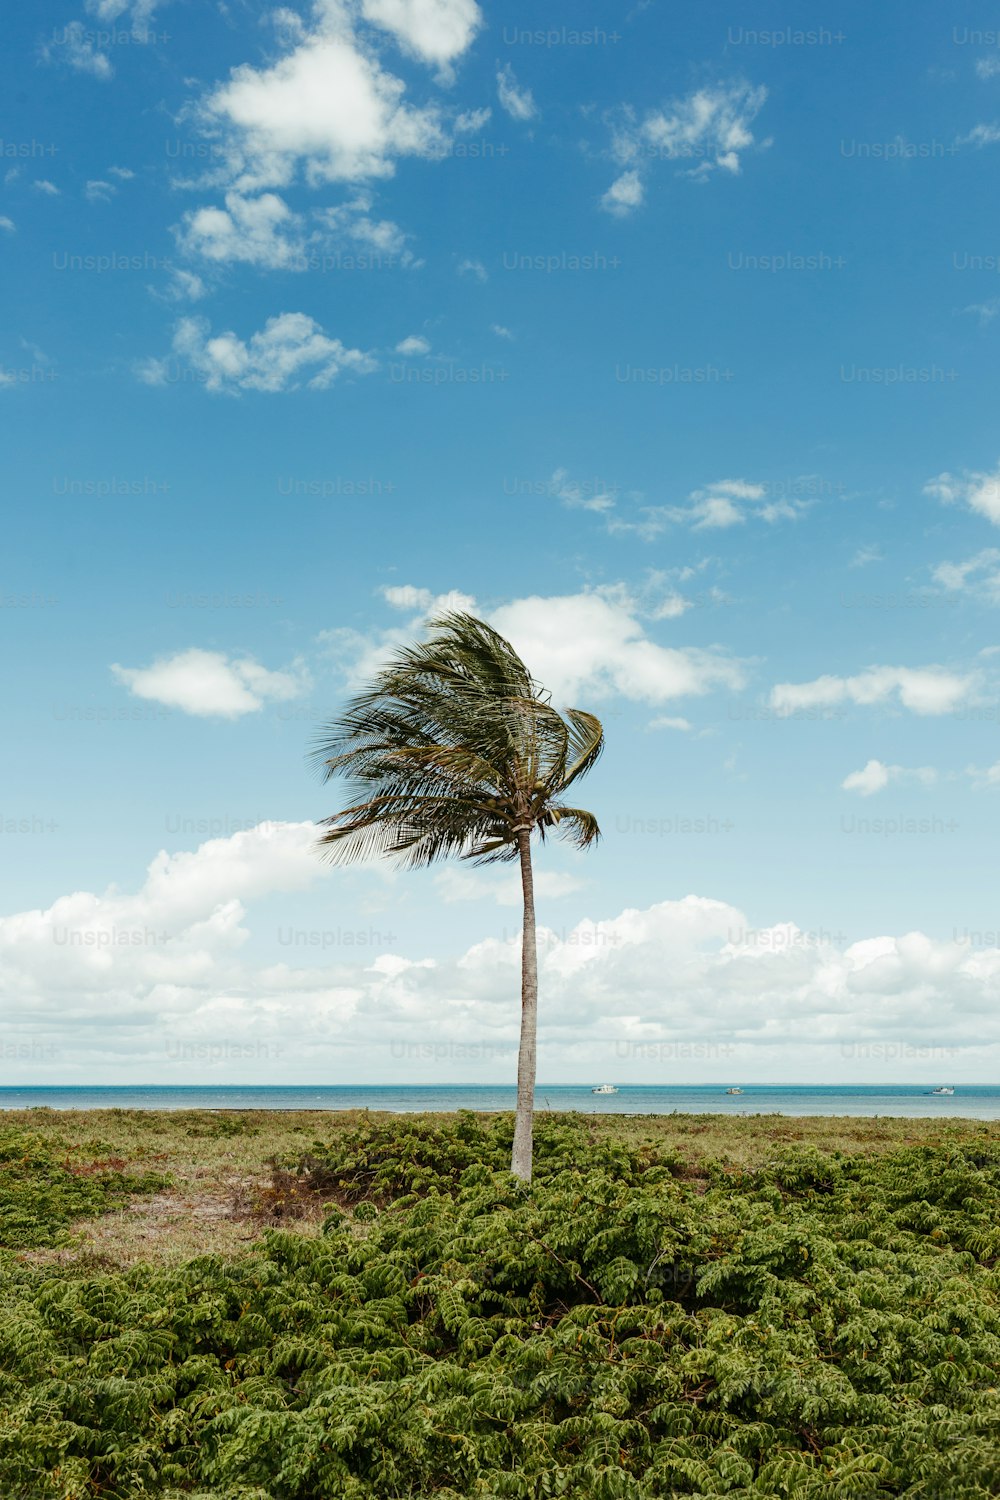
{"left": 0, "top": 1107, "right": 998, "bottom": 1498}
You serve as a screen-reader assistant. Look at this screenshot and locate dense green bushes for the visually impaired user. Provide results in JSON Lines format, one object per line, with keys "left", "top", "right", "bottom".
{"left": 0, "top": 1127, "right": 169, "bottom": 1249}
{"left": 0, "top": 1114, "right": 998, "bottom": 1497}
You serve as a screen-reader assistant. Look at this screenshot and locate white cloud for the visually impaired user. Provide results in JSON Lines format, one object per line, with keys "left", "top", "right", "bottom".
{"left": 933, "top": 549, "right": 1000, "bottom": 603}
{"left": 323, "top": 587, "right": 478, "bottom": 686}
{"left": 395, "top": 333, "right": 430, "bottom": 354}
{"left": 976, "top": 57, "right": 1000, "bottom": 78}
{"left": 360, "top": 0, "right": 482, "bottom": 73}
{"left": 601, "top": 169, "right": 643, "bottom": 216}
{"left": 549, "top": 467, "right": 618, "bottom": 513}
{"left": 842, "top": 760, "right": 890, "bottom": 796}
{"left": 0, "top": 217, "right": 14, "bottom": 233}
{"left": 42, "top": 20, "right": 113, "bottom": 80}
{"left": 178, "top": 191, "right": 311, "bottom": 268}
{"left": 153, "top": 268, "right": 208, "bottom": 303}
{"left": 649, "top": 715, "right": 692, "bottom": 731}
{"left": 176, "top": 188, "right": 419, "bottom": 276}
{"left": 33, "top": 180, "right": 60, "bottom": 195}
{"left": 489, "top": 589, "right": 745, "bottom": 706}
{"left": 201, "top": 6, "right": 456, "bottom": 192}
{"left": 496, "top": 62, "right": 536, "bottom": 121}
{"left": 958, "top": 122, "right": 1000, "bottom": 147}
{"left": 111, "top": 648, "right": 310, "bottom": 717}
{"left": 603, "top": 81, "right": 768, "bottom": 213}
{"left": 771, "top": 666, "right": 977, "bottom": 718}
{"left": 842, "top": 759, "right": 937, "bottom": 796}
{"left": 380, "top": 583, "right": 433, "bottom": 611}
{"left": 925, "top": 462, "right": 1000, "bottom": 525}
{"left": 86, "top": 0, "right": 165, "bottom": 28}
{"left": 491, "top": 323, "right": 513, "bottom": 339}
{"left": 457, "top": 256, "right": 487, "bottom": 280}
{"left": 966, "top": 760, "right": 1000, "bottom": 789}
{"left": 455, "top": 107, "right": 491, "bottom": 132}
{"left": 317, "top": 191, "right": 414, "bottom": 258}
{"left": 650, "top": 595, "right": 693, "bottom": 619}
{"left": 607, "top": 477, "right": 806, "bottom": 537}
{"left": 333, "top": 584, "right": 743, "bottom": 708}
{"left": 850, "top": 545, "right": 882, "bottom": 568}
{"left": 108, "top": 165, "right": 135, "bottom": 180}
{"left": 138, "top": 312, "right": 377, "bottom": 394}
{"left": 5, "top": 841, "right": 1000, "bottom": 1081}
{"left": 85, "top": 179, "right": 116, "bottom": 203}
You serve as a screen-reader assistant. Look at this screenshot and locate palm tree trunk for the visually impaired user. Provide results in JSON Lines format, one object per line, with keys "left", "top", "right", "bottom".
{"left": 511, "top": 826, "right": 537, "bottom": 1182}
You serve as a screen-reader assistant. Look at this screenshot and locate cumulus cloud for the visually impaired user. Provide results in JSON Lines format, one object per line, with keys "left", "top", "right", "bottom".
{"left": 602, "top": 81, "right": 768, "bottom": 213}
{"left": 177, "top": 191, "right": 311, "bottom": 268}
{"left": 176, "top": 188, "right": 416, "bottom": 273}
{"left": 317, "top": 190, "right": 414, "bottom": 257}
{"left": 330, "top": 584, "right": 744, "bottom": 708}
{"left": 0, "top": 216, "right": 14, "bottom": 233}
{"left": 841, "top": 759, "right": 938, "bottom": 796}
{"left": 138, "top": 312, "right": 377, "bottom": 394}
{"left": 380, "top": 583, "right": 434, "bottom": 611}
{"left": 200, "top": 5, "right": 454, "bottom": 191}
{"left": 111, "top": 648, "right": 310, "bottom": 717}
{"left": 925, "top": 462, "right": 1000, "bottom": 525}
{"left": 457, "top": 256, "right": 487, "bottom": 280}
{"left": 360, "top": 0, "right": 482, "bottom": 73}
{"left": 601, "top": 169, "right": 644, "bottom": 216}
{"left": 770, "top": 666, "right": 977, "bottom": 718}
{"left": 33, "top": 180, "right": 60, "bottom": 196}
{"left": 496, "top": 63, "right": 536, "bottom": 121}
{"left": 395, "top": 333, "right": 430, "bottom": 354}
{"left": 322, "top": 587, "right": 478, "bottom": 686}
{"left": 489, "top": 589, "right": 745, "bottom": 706}
{"left": 4, "top": 836, "right": 1000, "bottom": 1080}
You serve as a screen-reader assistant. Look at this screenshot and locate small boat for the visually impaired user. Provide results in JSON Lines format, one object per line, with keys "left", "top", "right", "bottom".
{"left": 930, "top": 1086, "right": 955, "bottom": 1096}
{"left": 591, "top": 1083, "right": 618, "bottom": 1094}
{"left": 725, "top": 1087, "right": 743, "bottom": 1095}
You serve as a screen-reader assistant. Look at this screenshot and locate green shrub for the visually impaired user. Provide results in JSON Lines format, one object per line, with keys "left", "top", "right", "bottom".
{"left": 0, "top": 1127, "right": 169, "bottom": 1249}
{"left": 0, "top": 1117, "right": 998, "bottom": 1497}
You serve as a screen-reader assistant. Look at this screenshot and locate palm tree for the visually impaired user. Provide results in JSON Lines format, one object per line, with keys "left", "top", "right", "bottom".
{"left": 311, "top": 611, "right": 603, "bottom": 1182}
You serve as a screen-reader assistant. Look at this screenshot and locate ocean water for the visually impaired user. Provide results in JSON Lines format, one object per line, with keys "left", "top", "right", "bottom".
{"left": 1, "top": 1085, "right": 998, "bottom": 1118}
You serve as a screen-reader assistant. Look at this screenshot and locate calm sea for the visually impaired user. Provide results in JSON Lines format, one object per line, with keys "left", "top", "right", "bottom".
{"left": 1, "top": 1085, "right": 998, "bottom": 1118}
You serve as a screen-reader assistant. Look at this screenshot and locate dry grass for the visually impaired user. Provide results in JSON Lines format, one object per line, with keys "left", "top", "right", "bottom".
{"left": 9, "top": 1106, "right": 998, "bottom": 1270}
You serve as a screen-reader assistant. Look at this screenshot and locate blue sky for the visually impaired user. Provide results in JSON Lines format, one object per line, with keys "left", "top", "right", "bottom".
{"left": 4, "top": 0, "right": 1000, "bottom": 1086}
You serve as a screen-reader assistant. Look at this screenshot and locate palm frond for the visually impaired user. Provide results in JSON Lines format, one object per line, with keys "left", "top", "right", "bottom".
{"left": 312, "top": 612, "right": 602, "bottom": 870}
{"left": 547, "top": 805, "right": 603, "bottom": 851}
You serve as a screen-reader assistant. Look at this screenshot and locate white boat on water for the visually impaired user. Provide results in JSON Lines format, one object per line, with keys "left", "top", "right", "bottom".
{"left": 725, "top": 1087, "right": 743, "bottom": 1095}
{"left": 930, "top": 1086, "right": 955, "bottom": 1096}
{"left": 591, "top": 1083, "right": 618, "bottom": 1094}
